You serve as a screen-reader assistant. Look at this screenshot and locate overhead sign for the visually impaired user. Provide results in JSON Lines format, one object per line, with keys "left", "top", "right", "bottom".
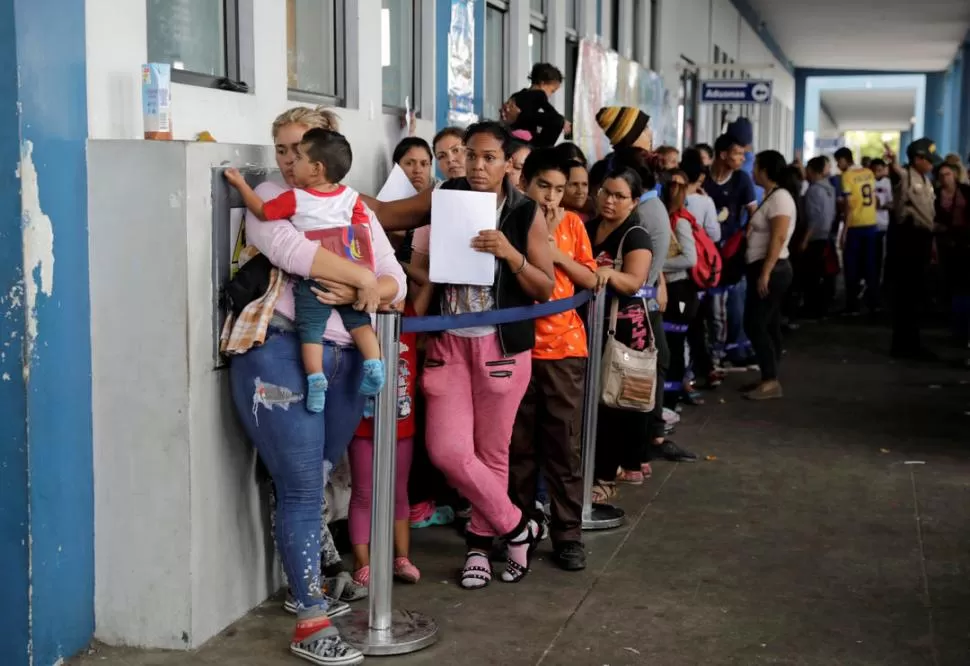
{"left": 700, "top": 79, "right": 773, "bottom": 105}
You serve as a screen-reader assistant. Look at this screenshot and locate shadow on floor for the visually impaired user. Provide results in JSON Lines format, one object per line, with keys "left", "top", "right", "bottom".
{"left": 70, "top": 320, "right": 970, "bottom": 666}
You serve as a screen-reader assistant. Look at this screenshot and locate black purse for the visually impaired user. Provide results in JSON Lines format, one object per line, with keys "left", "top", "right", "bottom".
{"left": 224, "top": 253, "right": 273, "bottom": 317}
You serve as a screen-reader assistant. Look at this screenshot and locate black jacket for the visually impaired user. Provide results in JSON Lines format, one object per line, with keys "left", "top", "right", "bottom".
{"left": 429, "top": 177, "right": 539, "bottom": 355}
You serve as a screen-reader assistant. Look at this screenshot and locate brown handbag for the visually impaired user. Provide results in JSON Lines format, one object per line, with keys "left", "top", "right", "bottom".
{"left": 600, "top": 227, "right": 658, "bottom": 412}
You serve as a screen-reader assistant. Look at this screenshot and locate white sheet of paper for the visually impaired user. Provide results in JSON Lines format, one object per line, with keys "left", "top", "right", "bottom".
{"left": 376, "top": 164, "right": 418, "bottom": 202}
{"left": 429, "top": 190, "right": 497, "bottom": 286}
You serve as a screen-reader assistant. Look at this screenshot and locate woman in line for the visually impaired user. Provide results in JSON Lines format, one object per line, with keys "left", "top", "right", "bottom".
{"left": 658, "top": 170, "right": 699, "bottom": 414}
{"left": 433, "top": 126, "right": 467, "bottom": 181}
{"left": 742, "top": 151, "right": 799, "bottom": 400}
{"left": 366, "top": 122, "right": 555, "bottom": 588}
{"left": 934, "top": 162, "right": 970, "bottom": 347}
{"left": 229, "top": 106, "right": 407, "bottom": 666}
{"left": 585, "top": 168, "right": 655, "bottom": 502}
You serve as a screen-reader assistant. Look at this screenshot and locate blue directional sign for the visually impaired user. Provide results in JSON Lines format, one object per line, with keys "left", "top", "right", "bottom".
{"left": 699, "top": 79, "right": 773, "bottom": 105}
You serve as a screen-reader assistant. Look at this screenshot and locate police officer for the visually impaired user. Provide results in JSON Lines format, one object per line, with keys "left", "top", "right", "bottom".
{"left": 888, "top": 138, "right": 941, "bottom": 358}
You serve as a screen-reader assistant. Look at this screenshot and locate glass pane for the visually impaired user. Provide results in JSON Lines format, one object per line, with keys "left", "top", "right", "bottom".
{"left": 563, "top": 39, "right": 578, "bottom": 122}
{"left": 563, "top": 0, "right": 576, "bottom": 30}
{"left": 529, "top": 28, "right": 544, "bottom": 67}
{"left": 484, "top": 7, "right": 505, "bottom": 120}
{"left": 287, "top": 0, "right": 339, "bottom": 96}
{"left": 381, "top": 0, "right": 414, "bottom": 108}
{"left": 147, "top": 0, "right": 226, "bottom": 77}
{"left": 530, "top": 0, "right": 545, "bottom": 14}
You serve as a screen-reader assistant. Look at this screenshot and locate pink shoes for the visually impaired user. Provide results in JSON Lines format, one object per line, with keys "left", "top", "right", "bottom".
{"left": 353, "top": 558, "right": 421, "bottom": 586}
{"left": 394, "top": 557, "right": 420, "bottom": 583}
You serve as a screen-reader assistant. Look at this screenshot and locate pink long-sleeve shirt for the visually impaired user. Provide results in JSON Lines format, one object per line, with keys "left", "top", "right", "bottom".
{"left": 247, "top": 180, "right": 407, "bottom": 346}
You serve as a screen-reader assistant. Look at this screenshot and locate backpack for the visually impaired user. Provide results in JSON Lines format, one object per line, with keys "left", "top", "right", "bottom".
{"left": 670, "top": 208, "right": 722, "bottom": 289}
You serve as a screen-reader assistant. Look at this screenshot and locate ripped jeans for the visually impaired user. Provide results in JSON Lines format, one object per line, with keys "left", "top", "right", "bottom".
{"left": 229, "top": 329, "right": 365, "bottom": 610}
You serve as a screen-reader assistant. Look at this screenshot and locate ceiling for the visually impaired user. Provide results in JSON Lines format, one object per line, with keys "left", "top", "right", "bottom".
{"left": 819, "top": 88, "right": 917, "bottom": 131}
{"left": 745, "top": 0, "right": 970, "bottom": 72}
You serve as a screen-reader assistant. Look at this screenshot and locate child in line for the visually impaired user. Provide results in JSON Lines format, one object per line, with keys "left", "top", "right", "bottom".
{"left": 348, "top": 298, "right": 422, "bottom": 586}
{"left": 501, "top": 62, "right": 568, "bottom": 148}
{"left": 225, "top": 129, "right": 384, "bottom": 413}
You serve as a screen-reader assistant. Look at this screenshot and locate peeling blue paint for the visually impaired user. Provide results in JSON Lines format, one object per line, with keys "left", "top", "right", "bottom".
{"left": 1, "top": 1, "right": 93, "bottom": 665}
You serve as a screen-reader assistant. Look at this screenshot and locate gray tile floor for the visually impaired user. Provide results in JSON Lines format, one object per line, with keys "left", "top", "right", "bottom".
{"left": 71, "top": 319, "right": 970, "bottom": 666}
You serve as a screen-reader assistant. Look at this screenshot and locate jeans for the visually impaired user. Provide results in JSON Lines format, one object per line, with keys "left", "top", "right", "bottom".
{"left": 891, "top": 224, "right": 933, "bottom": 355}
{"left": 663, "top": 279, "right": 699, "bottom": 406}
{"left": 711, "top": 278, "right": 753, "bottom": 364}
{"left": 229, "top": 330, "right": 366, "bottom": 609}
{"left": 744, "top": 260, "right": 793, "bottom": 382}
{"left": 844, "top": 225, "right": 879, "bottom": 311}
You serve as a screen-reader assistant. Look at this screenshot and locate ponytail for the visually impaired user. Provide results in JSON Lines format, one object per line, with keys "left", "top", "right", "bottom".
{"left": 755, "top": 150, "right": 799, "bottom": 199}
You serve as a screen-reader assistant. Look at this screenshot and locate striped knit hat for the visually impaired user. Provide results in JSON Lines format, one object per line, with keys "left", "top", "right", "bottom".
{"left": 596, "top": 106, "right": 650, "bottom": 148}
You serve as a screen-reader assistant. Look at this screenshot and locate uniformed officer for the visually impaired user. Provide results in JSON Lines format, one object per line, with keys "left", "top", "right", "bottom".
{"left": 888, "top": 138, "right": 941, "bottom": 358}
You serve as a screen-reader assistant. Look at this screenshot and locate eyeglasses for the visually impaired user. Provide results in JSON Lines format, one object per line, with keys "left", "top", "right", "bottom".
{"left": 598, "top": 188, "right": 631, "bottom": 202}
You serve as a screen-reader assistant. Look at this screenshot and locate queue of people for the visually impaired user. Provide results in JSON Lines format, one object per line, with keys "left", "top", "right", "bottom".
{"left": 220, "top": 61, "right": 964, "bottom": 664}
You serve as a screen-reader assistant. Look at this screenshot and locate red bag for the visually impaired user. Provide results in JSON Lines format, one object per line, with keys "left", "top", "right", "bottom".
{"left": 671, "top": 209, "right": 723, "bottom": 289}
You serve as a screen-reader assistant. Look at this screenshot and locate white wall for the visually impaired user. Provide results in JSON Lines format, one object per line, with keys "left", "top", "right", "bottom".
{"left": 84, "top": 0, "right": 435, "bottom": 196}
{"left": 651, "top": 0, "right": 795, "bottom": 152}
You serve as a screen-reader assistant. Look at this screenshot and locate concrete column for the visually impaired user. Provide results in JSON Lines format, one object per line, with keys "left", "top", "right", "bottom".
{"left": 0, "top": 1, "right": 93, "bottom": 665}
{"left": 617, "top": 0, "right": 634, "bottom": 59}
{"left": 600, "top": 0, "right": 613, "bottom": 48}
{"left": 546, "top": 0, "right": 568, "bottom": 112}
{"left": 579, "top": 0, "right": 598, "bottom": 40}
{"left": 344, "top": 0, "right": 383, "bottom": 118}
{"left": 634, "top": 0, "right": 652, "bottom": 68}
{"left": 509, "top": 0, "right": 531, "bottom": 94}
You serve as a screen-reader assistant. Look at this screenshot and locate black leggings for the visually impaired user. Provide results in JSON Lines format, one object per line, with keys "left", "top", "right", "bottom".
{"left": 663, "top": 278, "right": 699, "bottom": 406}
{"left": 743, "top": 260, "right": 793, "bottom": 382}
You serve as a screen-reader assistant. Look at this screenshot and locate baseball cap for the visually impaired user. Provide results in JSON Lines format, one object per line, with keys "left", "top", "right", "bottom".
{"left": 906, "top": 138, "right": 942, "bottom": 165}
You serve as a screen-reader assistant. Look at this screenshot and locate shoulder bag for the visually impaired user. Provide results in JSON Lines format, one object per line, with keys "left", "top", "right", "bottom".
{"left": 600, "top": 226, "right": 658, "bottom": 412}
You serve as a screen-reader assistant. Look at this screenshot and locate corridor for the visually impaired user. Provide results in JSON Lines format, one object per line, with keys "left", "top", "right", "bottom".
{"left": 72, "top": 319, "right": 970, "bottom": 666}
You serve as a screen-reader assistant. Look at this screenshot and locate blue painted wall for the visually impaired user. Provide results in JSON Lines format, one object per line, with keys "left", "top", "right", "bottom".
{"left": 0, "top": 1, "right": 93, "bottom": 664}
{"left": 0, "top": 0, "right": 31, "bottom": 658}
{"left": 924, "top": 72, "right": 945, "bottom": 149}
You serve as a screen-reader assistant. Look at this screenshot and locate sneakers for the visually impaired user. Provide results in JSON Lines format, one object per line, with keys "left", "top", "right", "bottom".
{"left": 553, "top": 542, "right": 587, "bottom": 571}
{"left": 283, "top": 590, "right": 350, "bottom": 619}
{"left": 393, "top": 556, "right": 421, "bottom": 583}
{"left": 290, "top": 608, "right": 363, "bottom": 666}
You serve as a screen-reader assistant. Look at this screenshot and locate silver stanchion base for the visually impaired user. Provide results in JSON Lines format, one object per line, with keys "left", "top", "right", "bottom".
{"left": 334, "top": 609, "right": 438, "bottom": 656}
{"left": 582, "top": 503, "right": 626, "bottom": 530}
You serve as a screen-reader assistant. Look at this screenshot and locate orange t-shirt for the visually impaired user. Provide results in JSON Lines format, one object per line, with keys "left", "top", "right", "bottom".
{"left": 533, "top": 211, "right": 597, "bottom": 360}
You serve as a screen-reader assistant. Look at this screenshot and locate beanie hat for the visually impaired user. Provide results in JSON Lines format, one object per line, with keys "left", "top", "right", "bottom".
{"left": 726, "top": 117, "right": 754, "bottom": 147}
{"left": 596, "top": 106, "right": 650, "bottom": 148}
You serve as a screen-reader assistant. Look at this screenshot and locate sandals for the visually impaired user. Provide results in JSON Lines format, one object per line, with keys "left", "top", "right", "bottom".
{"left": 616, "top": 468, "right": 645, "bottom": 485}
{"left": 591, "top": 481, "right": 618, "bottom": 504}
{"left": 460, "top": 551, "right": 492, "bottom": 590}
{"left": 501, "top": 519, "right": 541, "bottom": 584}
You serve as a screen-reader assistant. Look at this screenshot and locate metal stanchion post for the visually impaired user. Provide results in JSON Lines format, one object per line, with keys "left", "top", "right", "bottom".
{"left": 335, "top": 312, "right": 438, "bottom": 655}
{"left": 580, "top": 291, "right": 626, "bottom": 530}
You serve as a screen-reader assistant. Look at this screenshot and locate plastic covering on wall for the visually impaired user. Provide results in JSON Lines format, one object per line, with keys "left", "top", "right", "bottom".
{"left": 447, "top": 0, "right": 478, "bottom": 127}
{"left": 572, "top": 39, "right": 675, "bottom": 163}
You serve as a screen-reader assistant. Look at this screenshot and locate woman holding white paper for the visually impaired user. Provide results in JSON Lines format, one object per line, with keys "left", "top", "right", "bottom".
{"left": 381, "top": 122, "right": 555, "bottom": 588}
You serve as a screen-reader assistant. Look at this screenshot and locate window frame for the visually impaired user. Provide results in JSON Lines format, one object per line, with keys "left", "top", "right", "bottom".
{"left": 529, "top": 1, "right": 547, "bottom": 66}
{"left": 380, "top": 0, "right": 422, "bottom": 115}
{"left": 147, "top": 0, "right": 253, "bottom": 91}
{"left": 485, "top": 0, "right": 510, "bottom": 121}
{"left": 286, "top": 0, "right": 347, "bottom": 106}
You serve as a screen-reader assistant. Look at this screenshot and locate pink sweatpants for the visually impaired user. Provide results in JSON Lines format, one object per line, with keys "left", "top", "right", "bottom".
{"left": 348, "top": 436, "right": 414, "bottom": 545}
{"left": 422, "top": 333, "right": 531, "bottom": 538}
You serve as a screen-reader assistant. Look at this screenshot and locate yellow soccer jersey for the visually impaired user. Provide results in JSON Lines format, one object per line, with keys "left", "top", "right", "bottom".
{"left": 841, "top": 167, "right": 878, "bottom": 228}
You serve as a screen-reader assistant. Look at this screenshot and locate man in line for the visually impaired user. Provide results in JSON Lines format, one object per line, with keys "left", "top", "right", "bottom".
{"left": 704, "top": 133, "right": 759, "bottom": 369}
{"left": 799, "top": 156, "right": 837, "bottom": 319}
{"left": 835, "top": 147, "right": 880, "bottom": 314}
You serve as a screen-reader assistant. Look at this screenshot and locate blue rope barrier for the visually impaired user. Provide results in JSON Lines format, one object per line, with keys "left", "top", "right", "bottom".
{"left": 664, "top": 381, "right": 683, "bottom": 392}
{"left": 663, "top": 322, "right": 689, "bottom": 334}
{"left": 401, "top": 290, "right": 593, "bottom": 334}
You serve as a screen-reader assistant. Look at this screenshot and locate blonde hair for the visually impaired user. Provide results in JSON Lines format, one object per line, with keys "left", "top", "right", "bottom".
{"left": 272, "top": 105, "right": 340, "bottom": 139}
